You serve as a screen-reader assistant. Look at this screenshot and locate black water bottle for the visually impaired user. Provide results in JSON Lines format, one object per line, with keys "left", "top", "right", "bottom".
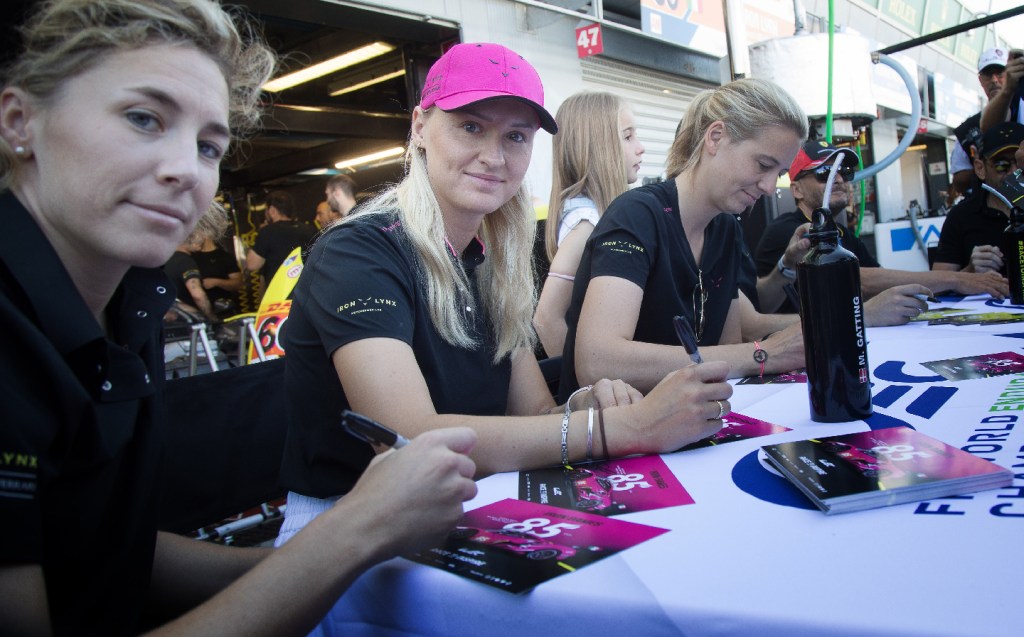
{"left": 999, "top": 169, "right": 1024, "bottom": 304}
{"left": 797, "top": 208, "right": 872, "bottom": 422}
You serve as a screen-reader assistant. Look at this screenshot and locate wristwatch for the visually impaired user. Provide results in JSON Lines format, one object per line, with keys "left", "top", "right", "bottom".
{"left": 777, "top": 256, "right": 797, "bottom": 281}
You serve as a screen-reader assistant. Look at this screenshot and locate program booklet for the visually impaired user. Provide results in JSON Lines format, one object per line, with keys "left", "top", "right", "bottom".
{"left": 921, "top": 350, "right": 1024, "bottom": 380}
{"left": 761, "top": 427, "right": 1013, "bottom": 515}
{"left": 408, "top": 498, "right": 668, "bottom": 593}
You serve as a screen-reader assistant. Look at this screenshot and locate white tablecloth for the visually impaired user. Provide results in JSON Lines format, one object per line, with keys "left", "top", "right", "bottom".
{"left": 319, "top": 295, "right": 1024, "bottom": 637}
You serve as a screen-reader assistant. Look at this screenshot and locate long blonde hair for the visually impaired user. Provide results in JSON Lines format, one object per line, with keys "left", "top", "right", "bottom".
{"left": 545, "top": 91, "right": 630, "bottom": 261}
{"left": 340, "top": 119, "right": 538, "bottom": 364}
{"left": 665, "top": 78, "right": 807, "bottom": 179}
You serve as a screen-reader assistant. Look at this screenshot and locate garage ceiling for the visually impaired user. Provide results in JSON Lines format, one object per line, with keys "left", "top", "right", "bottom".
{"left": 1, "top": 0, "right": 460, "bottom": 191}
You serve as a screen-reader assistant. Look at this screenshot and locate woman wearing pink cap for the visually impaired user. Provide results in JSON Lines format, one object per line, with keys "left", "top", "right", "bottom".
{"left": 276, "top": 42, "right": 733, "bottom": 544}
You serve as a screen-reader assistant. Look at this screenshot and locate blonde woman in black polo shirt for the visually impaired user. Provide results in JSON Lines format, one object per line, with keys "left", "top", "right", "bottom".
{"left": 0, "top": 1, "right": 479, "bottom": 635}
{"left": 561, "top": 79, "right": 810, "bottom": 396}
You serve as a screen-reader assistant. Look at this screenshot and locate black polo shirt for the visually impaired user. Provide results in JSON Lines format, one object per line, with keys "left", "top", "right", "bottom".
{"left": 932, "top": 191, "right": 1009, "bottom": 272}
{"left": 559, "top": 179, "right": 741, "bottom": 400}
{"left": 278, "top": 212, "right": 511, "bottom": 498}
{"left": 753, "top": 209, "right": 879, "bottom": 313}
{"left": 0, "top": 192, "right": 172, "bottom": 635}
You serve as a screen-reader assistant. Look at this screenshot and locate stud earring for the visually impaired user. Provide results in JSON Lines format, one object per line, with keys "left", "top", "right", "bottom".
{"left": 14, "top": 145, "right": 26, "bottom": 156}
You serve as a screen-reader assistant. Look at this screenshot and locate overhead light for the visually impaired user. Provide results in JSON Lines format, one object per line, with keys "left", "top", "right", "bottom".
{"left": 263, "top": 42, "right": 396, "bottom": 93}
{"left": 328, "top": 54, "right": 406, "bottom": 97}
{"left": 281, "top": 105, "right": 328, "bottom": 113}
{"left": 335, "top": 146, "right": 405, "bottom": 170}
{"left": 330, "top": 69, "right": 406, "bottom": 96}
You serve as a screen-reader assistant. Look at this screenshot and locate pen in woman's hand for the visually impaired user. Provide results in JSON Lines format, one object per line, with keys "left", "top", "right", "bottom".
{"left": 673, "top": 315, "right": 703, "bottom": 364}
{"left": 342, "top": 410, "right": 410, "bottom": 449}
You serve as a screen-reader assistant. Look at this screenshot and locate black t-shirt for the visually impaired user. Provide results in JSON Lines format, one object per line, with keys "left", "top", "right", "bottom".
{"left": 164, "top": 250, "right": 201, "bottom": 306}
{"left": 933, "top": 191, "right": 1009, "bottom": 272}
{"left": 753, "top": 210, "right": 879, "bottom": 313}
{"left": 192, "top": 244, "right": 240, "bottom": 310}
{"left": 953, "top": 112, "right": 983, "bottom": 197}
{"left": 278, "top": 212, "right": 512, "bottom": 498}
{"left": 559, "top": 179, "right": 741, "bottom": 400}
{"left": 251, "top": 220, "right": 317, "bottom": 280}
{"left": 0, "top": 191, "right": 172, "bottom": 636}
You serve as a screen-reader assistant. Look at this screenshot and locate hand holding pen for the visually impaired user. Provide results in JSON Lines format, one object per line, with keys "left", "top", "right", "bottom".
{"left": 673, "top": 314, "right": 703, "bottom": 364}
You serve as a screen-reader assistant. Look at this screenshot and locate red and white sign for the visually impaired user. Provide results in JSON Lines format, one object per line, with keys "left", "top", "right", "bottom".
{"left": 575, "top": 23, "right": 603, "bottom": 58}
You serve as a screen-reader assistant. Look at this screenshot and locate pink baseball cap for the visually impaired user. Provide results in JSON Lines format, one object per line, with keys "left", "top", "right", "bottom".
{"left": 419, "top": 42, "right": 558, "bottom": 134}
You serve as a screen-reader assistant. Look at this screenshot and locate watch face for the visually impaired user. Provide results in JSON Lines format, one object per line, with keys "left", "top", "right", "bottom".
{"left": 753, "top": 349, "right": 768, "bottom": 363}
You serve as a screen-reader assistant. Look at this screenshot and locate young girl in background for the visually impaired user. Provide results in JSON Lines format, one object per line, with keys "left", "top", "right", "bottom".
{"left": 533, "top": 91, "right": 645, "bottom": 357}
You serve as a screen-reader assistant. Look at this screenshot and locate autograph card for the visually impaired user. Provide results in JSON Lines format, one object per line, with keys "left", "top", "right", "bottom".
{"left": 678, "top": 412, "right": 792, "bottom": 451}
{"left": 409, "top": 498, "right": 668, "bottom": 593}
{"left": 518, "top": 455, "right": 693, "bottom": 516}
{"left": 921, "top": 350, "right": 1024, "bottom": 380}
{"left": 736, "top": 371, "right": 807, "bottom": 385}
{"left": 908, "top": 307, "right": 967, "bottom": 323}
{"left": 928, "top": 312, "right": 1024, "bottom": 326}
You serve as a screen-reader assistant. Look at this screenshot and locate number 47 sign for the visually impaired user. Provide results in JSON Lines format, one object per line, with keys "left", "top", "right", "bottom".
{"left": 575, "top": 22, "right": 603, "bottom": 58}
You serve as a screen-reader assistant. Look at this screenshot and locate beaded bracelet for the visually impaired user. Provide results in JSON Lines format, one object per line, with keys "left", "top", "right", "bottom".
{"left": 562, "top": 385, "right": 593, "bottom": 465}
{"left": 753, "top": 340, "right": 767, "bottom": 378}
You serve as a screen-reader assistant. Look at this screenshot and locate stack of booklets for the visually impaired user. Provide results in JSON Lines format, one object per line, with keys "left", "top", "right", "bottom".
{"left": 761, "top": 427, "right": 1013, "bottom": 515}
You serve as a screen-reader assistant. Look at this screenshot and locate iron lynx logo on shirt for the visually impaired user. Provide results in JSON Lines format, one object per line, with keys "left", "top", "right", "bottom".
{"left": 336, "top": 296, "right": 399, "bottom": 316}
{"left": 600, "top": 240, "right": 644, "bottom": 255}
{"left": 0, "top": 450, "right": 38, "bottom": 500}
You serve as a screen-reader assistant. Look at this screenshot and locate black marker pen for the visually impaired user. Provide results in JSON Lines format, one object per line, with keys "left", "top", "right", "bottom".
{"left": 341, "top": 410, "right": 410, "bottom": 449}
{"left": 673, "top": 314, "right": 703, "bottom": 364}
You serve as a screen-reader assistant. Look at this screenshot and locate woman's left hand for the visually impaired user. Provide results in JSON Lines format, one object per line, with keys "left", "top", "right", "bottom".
{"left": 586, "top": 378, "right": 644, "bottom": 409}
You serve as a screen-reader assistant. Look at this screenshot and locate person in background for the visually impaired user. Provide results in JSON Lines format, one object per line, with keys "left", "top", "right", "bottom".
{"left": 0, "top": 1, "right": 477, "bottom": 635}
{"left": 533, "top": 91, "right": 645, "bottom": 358}
{"left": 314, "top": 200, "right": 337, "bottom": 229}
{"left": 192, "top": 229, "right": 243, "bottom": 318}
{"left": 755, "top": 141, "right": 1007, "bottom": 314}
{"left": 164, "top": 210, "right": 226, "bottom": 323}
{"left": 980, "top": 48, "right": 1024, "bottom": 132}
{"left": 325, "top": 173, "right": 358, "bottom": 218}
{"left": 276, "top": 42, "right": 733, "bottom": 551}
{"left": 949, "top": 48, "right": 1009, "bottom": 201}
{"left": 933, "top": 122, "right": 1024, "bottom": 274}
{"left": 245, "top": 189, "right": 316, "bottom": 285}
{"left": 559, "top": 78, "right": 809, "bottom": 397}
